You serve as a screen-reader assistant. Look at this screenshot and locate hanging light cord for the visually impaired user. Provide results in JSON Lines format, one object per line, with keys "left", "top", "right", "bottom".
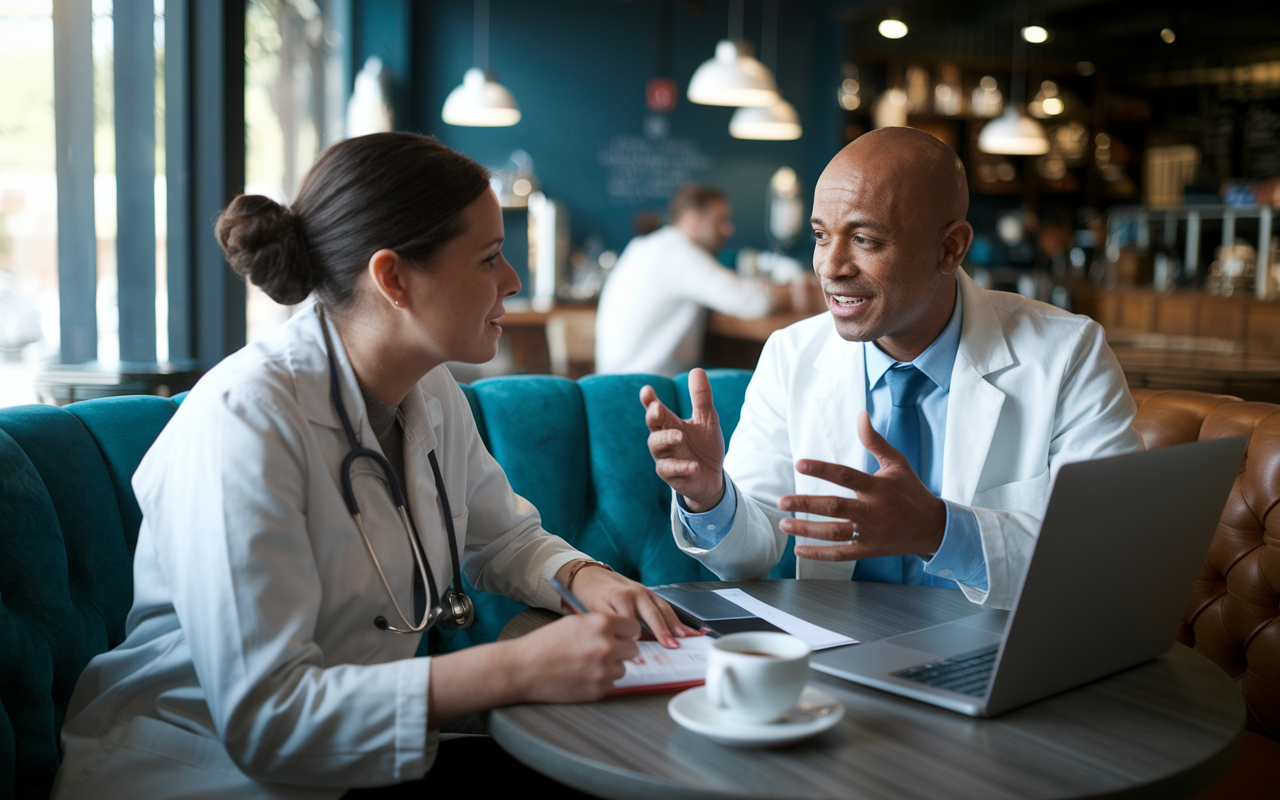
{"left": 1010, "top": 0, "right": 1028, "bottom": 106}
{"left": 474, "top": 0, "right": 489, "bottom": 73}
{"left": 762, "top": 0, "right": 777, "bottom": 71}
{"left": 656, "top": 0, "right": 673, "bottom": 78}
{"left": 729, "top": 0, "right": 743, "bottom": 43}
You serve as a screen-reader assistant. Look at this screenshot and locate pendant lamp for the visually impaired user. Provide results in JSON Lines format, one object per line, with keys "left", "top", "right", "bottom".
{"left": 729, "top": 0, "right": 799, "bottom": 139}
{"left": 687, "top": 0, "right": 778, "bottom": 107}
{"left": 977, "top": 1, "right": 1047, "bottom": 155}
{"left": 441, "top": 0, "right": 520, "bottom": 127}
{"left": 730, "top": 98, "right": 801, "bottom": 140}
{"left": 688, "top": 40, "right": 779, "bottom": 107}
{"left": 978, "top": 107, "right": 1049, "bottom": 155}
{"left": 442, "top": 68, "right": 520, "bottom": 127}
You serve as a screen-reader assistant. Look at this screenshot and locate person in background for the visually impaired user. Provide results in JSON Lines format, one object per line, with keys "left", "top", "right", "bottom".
{"left": 595, "top": 184, "right": 790, "bottom": 377}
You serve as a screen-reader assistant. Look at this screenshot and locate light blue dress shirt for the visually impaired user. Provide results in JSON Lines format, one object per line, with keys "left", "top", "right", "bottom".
{"left": 679, "top": 294, "right": 989, "bottom": 591}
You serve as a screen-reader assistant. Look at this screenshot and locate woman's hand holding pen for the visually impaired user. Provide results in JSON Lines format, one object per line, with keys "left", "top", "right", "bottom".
{"left": 560, "top": 562, "right": 700, "bottom": 649}
{"left": 514, "top": 613, "right": 642, "bottom": 703}
{"left": 428, "top": 612, "right": 640, "bottom": 726}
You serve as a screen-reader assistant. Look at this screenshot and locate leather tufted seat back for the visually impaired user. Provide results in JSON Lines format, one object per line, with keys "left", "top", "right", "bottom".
{"left": 1132, "top": 388, "right": 1280, "bottom": 740}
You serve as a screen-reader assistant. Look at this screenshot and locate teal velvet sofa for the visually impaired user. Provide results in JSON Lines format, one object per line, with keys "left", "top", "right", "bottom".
{"left": 0, "top": 369, "right": 794, "bottom": 800}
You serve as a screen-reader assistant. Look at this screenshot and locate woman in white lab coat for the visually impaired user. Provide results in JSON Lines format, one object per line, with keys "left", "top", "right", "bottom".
{"left": 52, "top": 133, "right": 695, "bottom": 800}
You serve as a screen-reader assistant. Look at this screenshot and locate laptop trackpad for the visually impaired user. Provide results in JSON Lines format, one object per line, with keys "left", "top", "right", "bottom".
{"left": 891, "top": 621, "right": 1003, "bottom": 656}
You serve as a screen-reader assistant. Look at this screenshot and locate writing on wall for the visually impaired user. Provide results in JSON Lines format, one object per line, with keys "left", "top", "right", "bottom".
{"left": 597, "top": 134, "right": 712, "bottom": 202}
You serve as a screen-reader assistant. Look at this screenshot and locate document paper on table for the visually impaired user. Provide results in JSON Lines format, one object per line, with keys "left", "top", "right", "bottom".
{"left": 712, "top": 589, "right": 857, "bottom": 650}
{"left": 609, "top": 635, "right": 716, "bottom": 696}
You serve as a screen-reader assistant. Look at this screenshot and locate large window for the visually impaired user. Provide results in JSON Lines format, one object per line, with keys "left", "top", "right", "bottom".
{"left": 244, "top": 0, "right": 342, "bottom": 343}
{"left": 0, "top": 0, "right": 166, "bottom": 405}
{"left": 0, "top": 0, "right": 57, "bottom": 405}
{"left": 1, "top": 0, "right": 347, "bottom": 408}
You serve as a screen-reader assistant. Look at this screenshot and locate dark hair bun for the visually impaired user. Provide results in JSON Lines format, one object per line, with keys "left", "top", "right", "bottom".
{"left": 216, "top": 194, "right": 314, "bottom": 305}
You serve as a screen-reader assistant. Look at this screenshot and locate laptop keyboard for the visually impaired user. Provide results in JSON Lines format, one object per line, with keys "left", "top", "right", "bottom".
{"left": 892, "top": 645, "right": 999, "bottom": 697}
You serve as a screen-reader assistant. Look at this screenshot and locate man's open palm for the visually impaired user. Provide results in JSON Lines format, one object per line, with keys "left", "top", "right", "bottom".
{"left": 641, "top": 368, "right": 726, "bottom": 512}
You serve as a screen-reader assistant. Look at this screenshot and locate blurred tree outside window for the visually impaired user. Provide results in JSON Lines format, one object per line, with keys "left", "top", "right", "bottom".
{"left": 245, "top": 0, "right": 343, "bottom": 343}
{"left": 0, "top": 0, "right": 57, "bottom": 405}
{"left": 0, "top": 0, "right": 165, "bottom": 406}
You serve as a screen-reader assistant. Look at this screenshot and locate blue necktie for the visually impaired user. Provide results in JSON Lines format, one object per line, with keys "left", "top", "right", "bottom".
{"left": 884, "top": 364, "right": 932, "bottom": 478}
{"left": 853, "top": 364, "right": 935, "bottom": 585}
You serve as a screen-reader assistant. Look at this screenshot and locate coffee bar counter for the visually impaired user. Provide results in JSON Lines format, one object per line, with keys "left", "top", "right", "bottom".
{"left": 703, "top": 310, "right": 823, "bottom": 370}
{"left": 1073, "top": 286, "right": 1280, "bottom": 402}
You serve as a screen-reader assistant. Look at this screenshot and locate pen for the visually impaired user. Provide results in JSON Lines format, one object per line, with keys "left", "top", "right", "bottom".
{"left": 549, "top": 576, "right": 589, "bottom": 614}
{"left": 548, "top": 576, "right": 658, "bottom": 640}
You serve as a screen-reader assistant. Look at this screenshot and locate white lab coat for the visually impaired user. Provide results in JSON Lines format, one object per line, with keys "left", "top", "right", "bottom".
{"left": 595, "top": 225, "right": 773, "bottom": 377}
{"left": 672, "top": 270, "right": 1142, "bottom": 609}
{"left": 52, "top": 302, "right": 590, "bottom": 800}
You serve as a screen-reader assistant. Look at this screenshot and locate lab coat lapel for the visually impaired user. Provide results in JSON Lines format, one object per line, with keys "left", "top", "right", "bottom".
{"left": 398, "top": 384, "right": 441, "bottom": 461}
{"left": 799, "top": 329, "right": 865, "bottom": 580}
{"left": 943, "top": 272, "right": 1013, "bottom": 505}
{"left": 287, "top": 303, "right": 431, "bottom": 619}
{"left": 399, "top": 382, "right": 451, "bottom": 586}
{"left": 398, "top": 383, "right": 442, "bottom": 525}
{"left": 290, "top": 301, "right": 367, "bottom": 436}
{"left": 811, "top": 328, "right": 868, "bottom": 470}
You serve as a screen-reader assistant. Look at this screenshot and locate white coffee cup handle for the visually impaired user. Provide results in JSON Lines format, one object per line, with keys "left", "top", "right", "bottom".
{"left": 706, "top": 663, "right": 735, "bottom": 709}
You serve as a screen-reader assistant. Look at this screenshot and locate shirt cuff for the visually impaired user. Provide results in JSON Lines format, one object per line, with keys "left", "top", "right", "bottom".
{"left": 923, "top": 500, "right": 989, "bottom": 591}
{"left": 676, "top": 478, "right": 738, "bottom": 550}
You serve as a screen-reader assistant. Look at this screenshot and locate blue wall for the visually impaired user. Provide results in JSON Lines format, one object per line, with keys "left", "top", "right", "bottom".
{"left": 351, "top": 0, "right": 849, "bottom": 260}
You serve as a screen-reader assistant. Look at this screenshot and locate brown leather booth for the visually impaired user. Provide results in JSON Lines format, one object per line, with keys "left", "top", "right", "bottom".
{"left": 1130, "top": 389, "right": 1280, "bottom": 797}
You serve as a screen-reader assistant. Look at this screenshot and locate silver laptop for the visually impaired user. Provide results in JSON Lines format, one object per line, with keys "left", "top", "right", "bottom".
{"left": 810, "top": 436, "right": 1246, "bottom": 717}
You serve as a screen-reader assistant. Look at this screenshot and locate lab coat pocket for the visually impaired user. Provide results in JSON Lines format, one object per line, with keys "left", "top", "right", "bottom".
{"left": 61, "top": 717, "right": 320, "bottom": 800}
{"left": 971, "top": 469, "right": 1051, "bottom": 512}
{"left": 66, "top": 716, "right": 293, "bottom": 798}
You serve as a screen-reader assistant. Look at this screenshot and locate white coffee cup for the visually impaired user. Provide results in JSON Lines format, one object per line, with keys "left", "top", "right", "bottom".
{"left": 705, "top": 632, "right": 811, "bottom": 724}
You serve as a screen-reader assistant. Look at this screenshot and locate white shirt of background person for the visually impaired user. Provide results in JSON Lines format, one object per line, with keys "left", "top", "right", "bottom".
{"left": 595, "top": 194, "right": 788, "bottom": 377}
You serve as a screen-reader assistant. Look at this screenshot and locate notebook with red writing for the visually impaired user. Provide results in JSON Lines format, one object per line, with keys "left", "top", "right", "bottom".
{"left": 608, "top": 635, "right": 715, "bottom": 696}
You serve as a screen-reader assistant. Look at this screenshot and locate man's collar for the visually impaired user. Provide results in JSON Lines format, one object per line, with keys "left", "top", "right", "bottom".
{"left": 864, "top": 285, "right": 963, "bottom": 391}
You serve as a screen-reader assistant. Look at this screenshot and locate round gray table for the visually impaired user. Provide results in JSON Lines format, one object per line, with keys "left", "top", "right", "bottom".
{"left": 491, "top": 580, "right": 1244, "bottom": 800}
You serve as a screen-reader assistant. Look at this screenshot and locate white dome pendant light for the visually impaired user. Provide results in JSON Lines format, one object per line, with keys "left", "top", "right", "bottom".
{"left": 687, "top": 0, "right": 779, "bottom": 107}
{"left": 442, "top": 68, "right": 520, "bottom": 127}
{"left": 978, "top": 107, "right": 1050, "bottom": 155}
{"left": 730, "top": 99, "right": 801, "bottom": 140}
{"left": 730, "top": 0, "right": 800, "bottom": 140}
{"left": 442, "top": 0, "right": 521, "bottom": 127}
{"left": 978, "top": 1, "right": 1047, "bottom": 155}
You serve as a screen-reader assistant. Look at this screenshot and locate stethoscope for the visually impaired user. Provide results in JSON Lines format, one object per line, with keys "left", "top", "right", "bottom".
{"left": 320, "top": 310, "right": 474, "bottom": 633}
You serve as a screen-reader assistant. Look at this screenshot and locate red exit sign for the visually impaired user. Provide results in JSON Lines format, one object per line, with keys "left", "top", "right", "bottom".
{"left": 646, "top": 77, "right": 677, "bottom": 113}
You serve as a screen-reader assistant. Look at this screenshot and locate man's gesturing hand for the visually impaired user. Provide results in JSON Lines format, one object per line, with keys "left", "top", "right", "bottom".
{"left": 640, "top": 368, "right": 726, "bottom": 512}
{"left": 778, "top": 411, "right": 947, "bottom": 561}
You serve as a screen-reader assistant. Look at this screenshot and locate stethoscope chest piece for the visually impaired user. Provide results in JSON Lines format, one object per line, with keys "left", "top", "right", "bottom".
{"left": 439, "top": 589, "right": 475, "bottom": 631}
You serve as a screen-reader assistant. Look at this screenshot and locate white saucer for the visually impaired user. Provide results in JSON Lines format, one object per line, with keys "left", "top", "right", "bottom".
{"left": 667, "top": 685, "right": 844, "bottom": 748}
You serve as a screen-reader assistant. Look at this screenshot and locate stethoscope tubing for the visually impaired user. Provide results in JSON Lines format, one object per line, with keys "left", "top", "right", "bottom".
{"left": 319, "top": 308, "right": 472, "bottom": 633}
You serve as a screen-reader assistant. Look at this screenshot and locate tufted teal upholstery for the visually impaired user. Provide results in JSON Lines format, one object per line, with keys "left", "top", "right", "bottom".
{"left": 440, "top": 369, "right": 796, "bottom": 649}
{"left": 0, "top": 370, "right": 791, "bottom": 799}
{"left": 0, "top": 396, "right": 183, "bottom": 800}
